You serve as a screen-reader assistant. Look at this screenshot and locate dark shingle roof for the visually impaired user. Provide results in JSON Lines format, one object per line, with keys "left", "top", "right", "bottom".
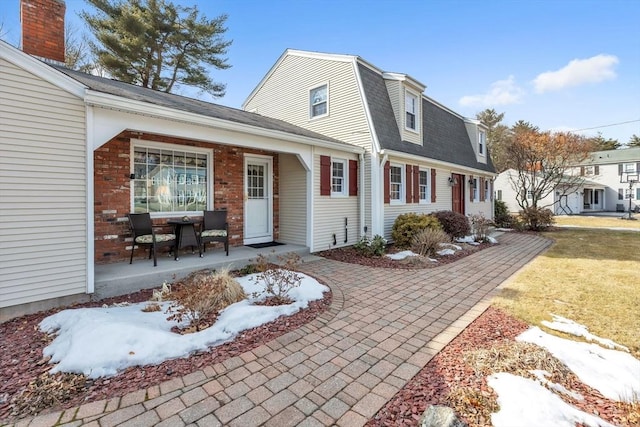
{"left": 52, "top": 66, "right": 345, "bottom": 145}
{"left": 357, "top": 63, "right": 495, "bottom": 173}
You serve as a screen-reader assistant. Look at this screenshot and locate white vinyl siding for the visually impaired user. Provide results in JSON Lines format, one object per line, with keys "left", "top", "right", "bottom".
{"left": 279, "top": 153, "right": 307, "bottom": 245}
{"left": 383, "top": 165, "right": 452, "bottom": 240}
{"left": 244, "top": 55, "right": 372, "bottom": 151}
{"left": 0, "top": 58, "right": 87, "bottom": 308}
{"left": 313, "top": 152, "right": 359, "bottom": 251}
{"left": 244, "top": 54, "right": 373, "bottom": 238}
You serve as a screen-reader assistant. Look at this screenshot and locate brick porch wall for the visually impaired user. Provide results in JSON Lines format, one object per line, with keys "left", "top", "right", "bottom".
{"left": 94, "top": 131, "right": 280, "bottom": 264}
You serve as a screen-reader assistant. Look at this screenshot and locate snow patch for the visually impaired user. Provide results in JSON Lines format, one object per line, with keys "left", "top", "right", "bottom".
{"left": 529, "top": 369, "right": 584, "bottom": 401}
{"left": 488, "top": 373, "right": 615, "bottom": 427}
{"left": 436, "top": 248, "right": 456, "bottom": 256}
{"left": 542, "top": 314, "right": 629, "bottom": 352}
{"left": 517, "top": 327, "right": 640, "bottom": 402}
{"left": 385, "top": 250, "right": 419, "bottom": 260}
{"left": 40, "top": 273, "right": 328, "bottom": 378}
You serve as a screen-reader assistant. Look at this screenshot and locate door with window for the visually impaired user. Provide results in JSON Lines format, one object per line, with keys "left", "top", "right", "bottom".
{"left": 451, "top": 173, "right": 465, "bottom": 214}
{"left": 244, "top": 156, "right": 273, "bottom": 244}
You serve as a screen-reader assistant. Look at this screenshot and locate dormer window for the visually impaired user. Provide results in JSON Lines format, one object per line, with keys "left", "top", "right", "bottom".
{"left": 405, "top": 91, "right": 417, "bottom": 131}
{"left": 479, "top": 131, "right": 486, "bottom": 155}
{"left": 310, "top": 84, "right": 328, "bottom": 118}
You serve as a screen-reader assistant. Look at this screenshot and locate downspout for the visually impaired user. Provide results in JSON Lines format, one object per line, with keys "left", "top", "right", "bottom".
{"left": 359, "top": 152, "right": 365, "bottom": 237}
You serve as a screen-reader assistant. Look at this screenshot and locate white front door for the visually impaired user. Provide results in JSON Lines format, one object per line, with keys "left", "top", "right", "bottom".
{"left": 244, "top": 156, "right": 273, "bottom": 244}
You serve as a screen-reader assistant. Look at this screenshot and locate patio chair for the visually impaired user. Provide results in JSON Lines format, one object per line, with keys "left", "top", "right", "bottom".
{"left": 200, "top": 210, "right": 229, "bottom": 256}
{"left": 128, "top": 213, "right": 176, "bottom": 267}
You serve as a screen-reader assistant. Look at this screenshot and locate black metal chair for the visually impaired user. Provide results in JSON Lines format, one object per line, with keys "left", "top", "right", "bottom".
{"left": 199, "top": 210, "right": 229, "bottom": 256}
{"left": 128, "top": 213, "right": 176, "bottom": 266}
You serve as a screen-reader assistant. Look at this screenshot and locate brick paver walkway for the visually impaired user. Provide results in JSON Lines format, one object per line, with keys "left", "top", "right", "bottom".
{"left": 11, "top": 233, "right": 551, "bottom": 427}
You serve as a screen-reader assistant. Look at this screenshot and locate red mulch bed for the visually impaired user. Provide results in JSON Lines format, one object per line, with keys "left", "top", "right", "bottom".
{"left": 318, "top": 242, "right": 492, "bottom": 269}
{"left": 0, "top": 276, "right": 332, "bottom": 423}
{"left": 367, "top": 306, "right": 637, "bottom": 427}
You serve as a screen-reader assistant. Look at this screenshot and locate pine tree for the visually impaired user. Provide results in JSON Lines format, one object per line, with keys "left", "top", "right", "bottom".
{"left": 82, "top": 0, "right": 232, "bottom": 97}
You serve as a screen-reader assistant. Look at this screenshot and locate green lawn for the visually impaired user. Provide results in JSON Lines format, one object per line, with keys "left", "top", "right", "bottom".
{"left": 493, "top": 227, "right": 640, "bottom": 358}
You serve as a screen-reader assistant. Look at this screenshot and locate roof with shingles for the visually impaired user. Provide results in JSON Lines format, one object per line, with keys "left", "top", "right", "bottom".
{"left": 52, "top": 65, "right": 347, "bottom": 146}
{"left": 357, "top": 62, "right": 495, "bottom": 173}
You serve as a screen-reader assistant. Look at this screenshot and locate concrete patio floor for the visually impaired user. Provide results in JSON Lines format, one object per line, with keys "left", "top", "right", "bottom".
{"left": 94, "top": 243, "right": 310, "bottom": 299}
{"left": 11, "top": 232, "right": 552, "bottom": 427}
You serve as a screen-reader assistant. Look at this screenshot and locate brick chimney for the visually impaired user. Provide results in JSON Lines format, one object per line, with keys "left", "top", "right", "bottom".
{"left": 20, "top": 0, "right": 66, "bottom": 64}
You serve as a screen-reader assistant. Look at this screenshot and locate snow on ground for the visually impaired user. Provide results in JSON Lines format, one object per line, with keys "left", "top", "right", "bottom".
{"left": 486, "top": 235, "right": 498, "bottom": 244}
{"left": 385, "top": 250, "right": 419, "bottom": 260}
{"left": 488, "top": 373, "right": 616, "bottom": 427}
{"left": 455, "top": 235, "right": 476, "bottom": 244}
{"left": 436, "top": 248, "right": 455, "bottom": 256}
{"left": 39, "top": 272, "right": 328, "bottom": 378}
{"left": 529, "top": 369, "right": 584, "bottom": 401}
{"left": 541, "top": 314, "right": 630, "bottom": 352}
{"left": 517, "top": 326, "right": 640, "bottom": 402}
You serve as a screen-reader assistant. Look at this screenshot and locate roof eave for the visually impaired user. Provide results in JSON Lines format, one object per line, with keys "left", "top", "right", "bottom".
{"left": 86, "top": 90, "right": 364, "bottom": 154}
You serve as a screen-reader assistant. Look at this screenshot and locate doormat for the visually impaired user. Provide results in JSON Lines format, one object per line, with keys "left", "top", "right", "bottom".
{"left": 246, "top": 241, "right": 285, "bottom": 249}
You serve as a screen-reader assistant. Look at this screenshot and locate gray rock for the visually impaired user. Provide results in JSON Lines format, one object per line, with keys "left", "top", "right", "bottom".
{"left": 419, "top": 405, "right": 467, "bottom": 427}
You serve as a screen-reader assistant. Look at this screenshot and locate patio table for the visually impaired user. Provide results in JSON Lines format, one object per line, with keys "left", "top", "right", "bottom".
{"left": 167, "top": 218, "right": 202, "bottom": 260}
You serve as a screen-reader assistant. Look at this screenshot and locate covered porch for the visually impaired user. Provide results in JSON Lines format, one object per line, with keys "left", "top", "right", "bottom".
{"left": 94, "top": 242, "right": 311, "bottom": 299}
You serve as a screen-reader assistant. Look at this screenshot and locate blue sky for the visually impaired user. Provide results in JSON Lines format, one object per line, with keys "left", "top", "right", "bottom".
{"left": 2, "top": 0, "right": 639, "bottom": 143}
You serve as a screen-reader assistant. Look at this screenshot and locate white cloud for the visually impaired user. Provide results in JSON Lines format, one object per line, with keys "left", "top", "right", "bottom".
{"left": 459, "top": 76, "right": 525, "bottom": 107}
{"left": 533, "top": 54, "right": 619, "bottom": 93}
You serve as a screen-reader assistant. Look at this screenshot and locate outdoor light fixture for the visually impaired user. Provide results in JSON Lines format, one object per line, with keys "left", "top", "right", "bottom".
{"left": 448, "top": 177, "right": 457, "bottom": 186}
{"left": 468, "top": 178, "right": 475, "bottom": 186}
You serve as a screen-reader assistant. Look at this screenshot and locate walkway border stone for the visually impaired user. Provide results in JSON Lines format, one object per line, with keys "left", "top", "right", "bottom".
{"left": 6, "top": 232, "right": 552, "bottom": 427}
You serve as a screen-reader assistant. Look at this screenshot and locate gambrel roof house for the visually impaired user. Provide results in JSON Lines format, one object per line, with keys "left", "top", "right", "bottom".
{"left": 244, "top": 50, "right": 496, "bottom": 238}
{"left": 495, "top": 147, "right": 640, "bottom": 215}
{"left": 1, "top": 0, "right": 365, "bottom": 319}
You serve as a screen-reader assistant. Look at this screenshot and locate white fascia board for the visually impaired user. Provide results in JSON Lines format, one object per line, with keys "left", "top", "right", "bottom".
{"left": 85, "top": 90, "right": 363, "bottom": 154}
{"left": 382, "top": 72, "right": 426, "bottom": 91}
{"left": 0, "top": 40, "right": 86, "bottom": 98}
{"left": 381, "top": 149, "right": 496, "bottom": 177}
{"left": 354, "top": 59, "right": 381, "bottom": 154}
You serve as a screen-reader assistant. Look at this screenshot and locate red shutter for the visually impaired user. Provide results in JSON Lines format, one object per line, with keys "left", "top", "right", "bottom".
{"left": 349, "top": 159, "right": 358, "bottom": 196}
{"left": 480, "top": 178, "right": 485, "bottom": 202}
{"left": 413, "top": 165, "right": 420, "bottom": 203}
{"left": 406, "top": 164, "right": 413, "bottom": 203}
{"left": 384, "top": 161, "right": 390, "bottom": 204}
{"left": 431, "top": 169, "right": 436, "bottom": 203}
{"left": 469, "top": 175, "right": 474, "bottom": 202}
{"left": 320, "top": 155, "right": 331, "bottom": 196}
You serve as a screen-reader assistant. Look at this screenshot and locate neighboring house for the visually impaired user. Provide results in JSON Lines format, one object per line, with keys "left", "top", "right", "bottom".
{"left": 495, "top": 147, "right": 640, "bottom": 214}
{"left": 0, "top": 0, "right": 363, "bottom": 317}
{"left": 243, "top": 50, "right": 496, "bottom": 240}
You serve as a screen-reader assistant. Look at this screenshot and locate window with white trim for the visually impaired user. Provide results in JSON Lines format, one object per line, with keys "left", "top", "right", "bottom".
{"left": 419, "top": 168, "right": 430, "bottom": 203}
{"left": 484, "top": 179, "right": 490, "bottom": 201}
{"left": 390, "top": 164, "right": 404, "bottom": 203}
{"left": 473, "top": 178, "right": 479, "bottom": 201}
{"left": 497, "top": 189, "right": 503, "bottom": 201}
{"left": 405, "top": 91, "right": 417, "bottom": 131}
{"left": 478, "top": 131, "right": 486, "bottom": 155}
{"left": 331, "top": 159, "right": 347, "bottom": 196}
{"left": 132, "top": 142, "right": 211, "bottom": 215}
{"left": 623, "top": 162, "right": 637, "bottom": 173}
{"left": 310, "top": 84, "right": 328, "bottom": 118}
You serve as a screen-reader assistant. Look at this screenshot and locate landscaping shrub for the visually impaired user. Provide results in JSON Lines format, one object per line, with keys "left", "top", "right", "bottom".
{"left": 469, "top": 213, "right": 492, "bottom": 242}
{"left": 251, "top": 253, "right": 303, "bottom": 305}
{"left": 353, "top": 234, "right": 387, "bottom": 256}
{"left": 432, "top": 210, "right": 471, "bottom": 238}
{"left": 391, "top": 212, "right": 441, "bottom": 248}
{"left": 411, "top": 228, "right": 451, "bottom": 257}
{"left": 167, "top": 269, "right": 246, "bottom": 331}
{"left": 494, "top": 200, "right": 513, "bottom": 228}
{"left": 519, "top": 206, "right": 555, "bottom": 231}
